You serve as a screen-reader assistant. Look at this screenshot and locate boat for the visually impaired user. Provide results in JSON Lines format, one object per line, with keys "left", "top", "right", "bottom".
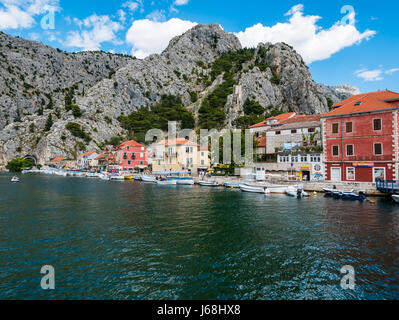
{"left": 140, "top": 175, "right": 156, "bottom": 183}
{"left": 176, "top": 179, "right": 195, "bottom": 185}
{"left": 267, "top": 184, "right": 291, "bottom": 194}
{"left": 11, "top": 176, "right": 20, "bottom": 183}
{"left": 99, "top": 173, "right": 110, "bottom": 181}
{"left": 224, "top": 182, "right": 241, "bottom": 188}
{"left": 341, "top": 191, "right": 366, "bottom": 201}
{"left": 85, "top": 172, "right": 98, "bottom": 178}
{"left": 392, "top": 195, "right": 399, "bottom": 203}
{"left": 156, "top": 180, "right": 177, "bottom": 185}
{"left": 198, "top": 181, "right": 219, "bottom": 187}
{"left": 240, "top": 185, "right": 269, "bottom": 194}
{"left": 286, "top": 186, "right": 309, "bottom": 198}
{"left": 110, "top": 175, "right": 125, "bottom": 181}
{"left": 133, "top": 176, "right": 142, "bottom": 181}
{"left": 124, "top": 175, "right": 133, "bottom": 181}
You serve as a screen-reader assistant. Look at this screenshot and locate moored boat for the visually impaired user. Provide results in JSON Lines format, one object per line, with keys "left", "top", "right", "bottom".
{"left": 110, "top": 175, "right": 125, "bottom": 181}
{"left": 286, "top": 186, "right": 309, "bottom": 198}
{"left": 392, "top": 194, "right": 399, "bottom": 203}
{"left": 240, "top": 185, "right": 269, "bottom": 194}
{"left": 198, "top": 181, "right": 219, "bottom": 187}
{"left": 175, "top": 179, "right": 194, "bottom": 185}
{"left": 156, "top": 180, "right": 177, "bottom": 185}
{"left": 224, "top": 182, "right": 241, "bottom": 188}
{"left": 141, "top": 175, "right": 157, "bottom": 183}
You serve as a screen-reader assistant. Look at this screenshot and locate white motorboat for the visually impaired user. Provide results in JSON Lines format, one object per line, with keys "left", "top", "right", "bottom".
{"left": 11, "top": 176, "right": 20, "bottom": 183}
{"left": 198, "top": 181, "right": 219, "bottom": 187}
{"left": 240, "top": 185, "right": 269, "bottom": 194}
{"left": 176, "top": 179, "right": 194, "bottom": 185}
{"left": 286, "top": 186, "right": 309, "bottom": 198}
{"left": 85, "top": 172, "right": 98, "bottom": 178}
{"left": 99, "top": 173, "right": 110, "bottom": 181}
{"left": 267, "top": 184, "right": 290, "bottom": 194}
{"left": 224, "top": 182, "right": 241, "bottom": 188}
{"left": 392, "top": 195, "right": 399, "bottom": 203}
{"left": 156, "top": 180, "right": 177, "bottom": 185}
{"left": 141, "top": 175, "right": 156, "bottom": 183}
{"left": 110, "top": 175, "right": 125, "bottom": 181}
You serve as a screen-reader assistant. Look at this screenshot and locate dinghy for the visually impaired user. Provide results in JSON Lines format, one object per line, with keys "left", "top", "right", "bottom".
{"left": 286, "top": 186, "right": 309, "bottom": 198}
{"left": 240, "top": 185, "right": 269, "bottom": 194}
{"left": 198, "top": 181, "right": 219, "bottom": 187}
{"left": 140, "top": 175, "right": 156, "bottom": 183}
{"left": 224, "top": 182, "right": 241, "bottom": 188}
{"left": 156, "top": 180, "right": 177, "bottom": 185}
{"left": 392, "top": 195, "right": 399, "bottom": 203}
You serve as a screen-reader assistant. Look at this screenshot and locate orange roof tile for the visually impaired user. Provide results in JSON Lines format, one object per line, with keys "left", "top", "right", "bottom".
{"left": 50, "top": 157, "right": 65, "bottom": 163}
{"left": 79, "top": 152, "right": 95, "bottom": 157}
{"left": 323, "top": 90, "right": 399, "bottom": 117}
{"left": 118, "top": 140, "right": 144, "bottom": 148}
{"left": 280, "top": 114, "right": 321, "bottom": 124}
{"left": 250, "top": 112, "right": 296, "bottom": 128}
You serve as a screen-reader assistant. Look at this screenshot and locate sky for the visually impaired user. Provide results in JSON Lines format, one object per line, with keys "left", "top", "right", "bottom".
{"left": 0, "top": 0, "right": 398, "bottom": 93}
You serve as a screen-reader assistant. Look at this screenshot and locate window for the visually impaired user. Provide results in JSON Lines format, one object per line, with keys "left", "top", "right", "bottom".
{"left": 140, "top": 161, "right": 143, "bottom": 165}
{"left": 280, "top": 155, "right": 289, "bottom": 162}
{"left": 291, "top": 130, "right": 297, "bottom": 134}
{"left": 201, "top": 160, "right": 205, "bottom": 165}
{"left": 140, "top": 153, "right": 144, "bottom": 158}
{"left": 332, "top": 146, "right": 339, "bottom": 156}
{"left": 201, "top": 152, "right": 204, "bottom": 157}
{"left": 345, "top": 122, "right": 353, "bottom": 133}
{"left": 308, "top": 128, "right": 315, "bottom": 133}
{"left": 128, "top": 161, "right": 131, "bottom": 165}
{"left": 374, "top": 143, "right": 383, "bottom": 155}
{"left": 310, "top": 154, "right": 321, "bottom": 162}
{"left": 275, "top": 131, "right": 281, "bottom": 135}
{"left": 347, "top": 167, "right": 355, "bottom": 180}
{"left": 292, "top": 156, "right": 298, "bottom": 162}
{"left": 346, "top": 145, "right": 354, "bottom": 156}
{"left": 301, "top": 155, "right": 308, "bottom": 162}
{"left": 127, "top": 146, "right": 130, "bottom": 151}
{"left": 373, "top": 119, "right": 382, "bottom": 131}
{"left": 141, "top": 147, "right": 144, "bottom": 151}
{"left": 332, "top": 123, "right": 339, "bottom": 134}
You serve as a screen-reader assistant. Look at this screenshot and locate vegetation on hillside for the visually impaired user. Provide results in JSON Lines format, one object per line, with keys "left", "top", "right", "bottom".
{"left": 119, "top": 95, "right": 195, "bottom": 142}
{"left": 6, "top": 158, "right": 33, "bottom": 172}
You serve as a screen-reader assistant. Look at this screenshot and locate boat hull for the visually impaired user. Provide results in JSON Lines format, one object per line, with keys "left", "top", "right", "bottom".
{"left": 156, "top": 180, "right": 177, "bottom": 185}
{"left": 176, "top": 179, "right": 194, "bottom": 185}
{"left": 240, "top": 185, "right": 267, "bottom": 194}
{"left": 392, "top": 195, "right": 399, "bottom": 203}
{"left": 198, "top": 182, "right": 219, "bottom": 187}
{"left": 141, "top": 176, "right": 156, "bottom": 183}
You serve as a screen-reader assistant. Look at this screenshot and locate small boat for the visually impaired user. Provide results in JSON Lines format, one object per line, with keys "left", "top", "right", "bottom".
{"left": 176, "top": 179, "right": 194, "bottom": 185}
{"left": 156, "top": 180, "right": 177, "bottom": 185}
{"left": 392, "top": 195, "right": 399, "bottom": 203}
{"left": 110, "top": 175, "right": 125, "bottom": 181}
{"left": 341, "top": 191, "right": 366, "bottom": 201}
{"left": 124, "top": 175, "right": 133, "bottom": 181}
{"left": 240, "top": 185, "right": 269, "bottom": 194}
{"left": 133, "top": 176, "right": 142, "bottom": 181}
{"left": 198, "top": 181, "right": 219, "bottom": 187}
{"left": 286, "top": 186, "right": 309, "bottom": 198}
{"left": 85, "top": 172, "right": 98, "bottom": 178}
{"left": 224, "top": 182, "right": 241, "bottom": 188}
{"left": 11, "top": 176, "right": 20, "bottom": 183}
{"left": 141, "top": 175, "right": 156, "bottom": 183}
{"left": 99, "top": 173, "right": 110, "bottom": 181}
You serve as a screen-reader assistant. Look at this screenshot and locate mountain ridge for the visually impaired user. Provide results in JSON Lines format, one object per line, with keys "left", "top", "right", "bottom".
{"left": 0, "top": 25, "right": 358, "bottom": 166}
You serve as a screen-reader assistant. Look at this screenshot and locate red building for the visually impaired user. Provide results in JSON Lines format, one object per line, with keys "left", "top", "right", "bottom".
{"left": 322, "top": 90, "right": 399, "bottom": 182}
{"left": 113, "top": 140, "right": 148, "bottom": 171}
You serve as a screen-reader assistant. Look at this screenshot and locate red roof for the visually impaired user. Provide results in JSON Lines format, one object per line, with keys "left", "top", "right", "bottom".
{"left": 255, "top": 136, "right": 266, "bottom": 147}
{"left": 118, "top": 140, "right": 144, "bottom": 148}
{"left": 323, "top": 90, "right": 399, "bottom": 117}
{"left": 50, "top": 157, "right": 65, "bottom": 163}
{"left": 157, "top": 138, "right": 199, "bottom": 147}
{"left": 250, "top": 112, "right": 296, "bottom": 128}
{"left": 280, "top": 114, "right": 321, "bottom": 124}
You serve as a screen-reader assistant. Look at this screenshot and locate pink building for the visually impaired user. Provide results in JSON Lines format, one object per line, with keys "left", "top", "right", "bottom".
{"left": 113, "top": 140, "right": 148, "bottom": 171}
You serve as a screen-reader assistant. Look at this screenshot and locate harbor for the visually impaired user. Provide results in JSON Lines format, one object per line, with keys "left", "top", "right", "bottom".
{"left": 0, "top": 172, "right": 398, "bottom": 300}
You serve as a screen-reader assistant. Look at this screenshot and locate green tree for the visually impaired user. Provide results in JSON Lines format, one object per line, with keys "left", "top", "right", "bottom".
{"left": 71, "top": 105, "right": 82, "bottom": 117}
{"left": 6, "top": 158, "right": 33, "bottom": 172}
{"left": 44, "top": 114, "right": 53, "bottom": 132}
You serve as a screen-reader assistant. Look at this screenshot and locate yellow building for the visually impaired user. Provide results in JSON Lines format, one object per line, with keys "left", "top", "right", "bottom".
{"left": 152, "top": 139, "right": 210, "bottom": 174}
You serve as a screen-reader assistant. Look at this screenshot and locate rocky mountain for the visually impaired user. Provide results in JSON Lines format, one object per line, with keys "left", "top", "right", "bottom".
{"left": 0, "top": 24, "right": 358, "bottom": 166}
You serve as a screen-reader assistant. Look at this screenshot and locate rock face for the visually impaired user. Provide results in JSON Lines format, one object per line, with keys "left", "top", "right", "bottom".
{"left": 0, "top": 25, "right": 358, "bottom": 166}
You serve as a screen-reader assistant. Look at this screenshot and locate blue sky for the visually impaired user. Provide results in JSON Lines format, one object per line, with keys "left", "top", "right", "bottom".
{"left": 1, "top": 0, "right": 398, "bottom": 93}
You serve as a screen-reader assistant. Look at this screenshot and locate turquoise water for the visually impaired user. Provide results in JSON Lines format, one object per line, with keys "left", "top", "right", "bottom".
{"left": 0, "top": 173, "right": 398, "bottom": 300}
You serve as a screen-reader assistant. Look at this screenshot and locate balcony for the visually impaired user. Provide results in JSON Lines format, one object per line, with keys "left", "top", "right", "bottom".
{"left": 166, "top": 152, "right": 178, "bottom": 158}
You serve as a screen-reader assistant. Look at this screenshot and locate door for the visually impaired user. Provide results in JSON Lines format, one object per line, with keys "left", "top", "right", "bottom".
{"left": 331, "top": 167, "right": 341, "bottom": 182}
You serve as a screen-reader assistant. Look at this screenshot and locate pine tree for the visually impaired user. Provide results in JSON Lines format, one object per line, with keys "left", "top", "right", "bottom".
{"left": 44, "top": 114, "right": 53, "bottom": 132}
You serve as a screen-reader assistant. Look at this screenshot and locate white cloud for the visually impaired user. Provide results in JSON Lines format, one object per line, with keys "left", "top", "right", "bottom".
{"left": 0, "top": 0, "right": 60, "bottom": 30}
{"left": 385, "top": 68, "right": 399, "bottom": 75}
{"left": 235, "top": 4, "right": 376, "bottom": 64}
{"left": 354, "top": 67, "right": 399, "bottom": 81}
{"left": 126, "top": 18, "right": 197, "bottom": 58}
{"left": 65, "top": 14, "right": 123, "bottom": 51}
{"left": 122, "top": 0, "right": 143, "bottom": 13}
{"left": 174, "top": 0, "right": 190, "bottom": 5}
{"left": 146, "top": 9, "right": 166, "bottom": 22}
{"left": 355, "top": 69, "right": 383, "bottom": 82}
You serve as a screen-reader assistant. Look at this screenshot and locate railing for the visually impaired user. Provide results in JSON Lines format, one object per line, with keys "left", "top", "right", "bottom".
{"left": 376, "top": 180, "right": 399, "bottom": 193}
